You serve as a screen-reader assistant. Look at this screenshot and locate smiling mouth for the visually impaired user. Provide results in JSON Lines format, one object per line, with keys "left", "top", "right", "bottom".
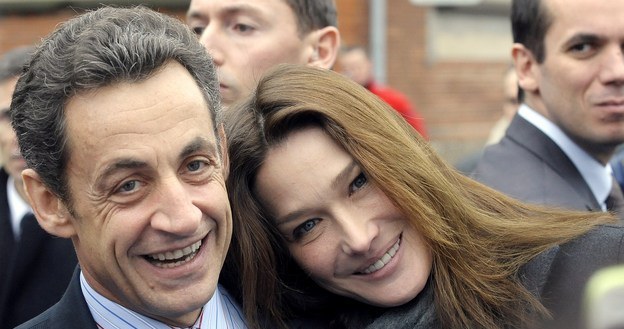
{"left": 145, "top": 240, "right": 202, "bottom": 268}
{"left": 358, "top": 237, "right": 401, "bottom": 275}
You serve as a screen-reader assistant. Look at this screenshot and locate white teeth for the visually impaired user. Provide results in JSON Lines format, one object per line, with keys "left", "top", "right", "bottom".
{"left": 361, "top": 238, "right": 400, "bottom": 274}
{"left": 147, "top": 240, "right": 202, "bottom": 268}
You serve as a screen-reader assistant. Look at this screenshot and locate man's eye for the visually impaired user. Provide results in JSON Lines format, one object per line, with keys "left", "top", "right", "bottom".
{"left": 192, "top": 26, "right": 205, "bottom": 35}
{"left": 187, "top": 160, "right": 205, "bottom": 172}
{"left": 569, "top": 43, "right": 593, "bottom": 53}
{"left": 233, "top": 23, "right": 254, "bottom": 33}
{"left": 293, "top": 218, "right": 320, "bottom": 240}
{"left": 116, "top": 180, "right": 140, "bottom": 194}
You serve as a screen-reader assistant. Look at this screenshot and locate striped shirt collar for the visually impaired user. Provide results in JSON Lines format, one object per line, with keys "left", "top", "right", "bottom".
{"left": 80, "top": 271, "right": 247, "bottom": 329}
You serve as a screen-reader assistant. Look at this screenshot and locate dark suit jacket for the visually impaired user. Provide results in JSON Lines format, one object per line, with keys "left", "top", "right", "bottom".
{"left": 521, "top": 224, "right": 624, "bottom": 329}
{"left": 472, "top": 114, "right": 602, "bottom": 212}
{"left": 0, "top": 169, "right": 78, "bottom": 328}
{"left": 14, "top": 267, "right": 96, "bottom": 329}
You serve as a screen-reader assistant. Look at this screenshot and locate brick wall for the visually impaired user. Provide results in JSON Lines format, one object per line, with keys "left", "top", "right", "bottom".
{"left": 0, "top": 1, "right": 507, "bottom": 164}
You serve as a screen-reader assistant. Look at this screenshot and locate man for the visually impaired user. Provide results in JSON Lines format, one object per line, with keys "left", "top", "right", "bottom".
{"left": 485, "top": 67, "right": 519, "bottom": 145}
{"left": 13, "top": 7, "right": 245, "bottom": 328}
{"left": 0, "top": 46, "right": 78, "bottom": 328}
{"left": 186, "top": 0, "right": 340, "bottom": 107}
{"left": 473, "top": 0, "right": 624, "bottom": 221}
{"left": 337, "top": 45, "right": 428, "bottom": 138}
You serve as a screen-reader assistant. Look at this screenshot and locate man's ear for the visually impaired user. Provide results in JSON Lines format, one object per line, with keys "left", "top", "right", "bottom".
{"left": 22, "top": 168, "right": 76, "bottom": 238}
{"left": 218, "top": 123, "right": 229, "bottom": 179}
{"left": 512, "top": 43, "right": 540, "bottom": 93}
{"left": 307, "top": 26, "right": 340, "bottom": 69}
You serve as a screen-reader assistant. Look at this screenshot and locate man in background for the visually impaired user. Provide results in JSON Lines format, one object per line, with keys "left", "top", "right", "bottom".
{"left": 485, "top": 67, "right": 519, "bottom": 145}
{"left": 0, "top": 46, "right": 77, "bottom": 328}
{"left": 187, "top": 0, "right": 340, "bottom": 108}
{"left": 337, "top": 45, "right": 427, "bottom": 138}
{"left": 473, "top": 0, "right": 624, "bottom": 220}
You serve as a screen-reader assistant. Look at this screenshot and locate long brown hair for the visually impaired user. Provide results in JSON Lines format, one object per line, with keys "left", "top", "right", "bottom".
{"left": 224, "top": 64, "right": 614, "bottom": 328}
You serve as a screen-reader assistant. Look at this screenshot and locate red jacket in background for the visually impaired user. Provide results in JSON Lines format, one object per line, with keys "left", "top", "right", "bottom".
{"left": 367, "top": 82, "right": 427, "bottom": 139}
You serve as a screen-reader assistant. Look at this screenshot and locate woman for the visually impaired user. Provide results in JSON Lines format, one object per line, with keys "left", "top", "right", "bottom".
{"left": 222, "top": 64, "right": 623, "bottom": 329}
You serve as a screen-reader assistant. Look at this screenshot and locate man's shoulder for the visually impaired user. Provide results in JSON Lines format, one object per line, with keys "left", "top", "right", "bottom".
{"left": 16, "top": 269, "right": 96, "bottom": 329}
{"left": 15, "top": 307, "right": 56, "bottom": 329}
{"left": 472, "top": 137, "right": 546, "bottom": 192}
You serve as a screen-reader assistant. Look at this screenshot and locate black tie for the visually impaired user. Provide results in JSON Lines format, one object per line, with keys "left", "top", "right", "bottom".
{"left": 605, "top": 176, "right": 624, "bottom": 219}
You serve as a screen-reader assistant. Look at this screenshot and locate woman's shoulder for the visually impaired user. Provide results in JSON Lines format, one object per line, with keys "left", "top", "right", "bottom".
{"left": 521, "top": 224, "right": 624, "bottom": 329}
{"left": 562, "top": 224, "right": 624, "bottom": 257}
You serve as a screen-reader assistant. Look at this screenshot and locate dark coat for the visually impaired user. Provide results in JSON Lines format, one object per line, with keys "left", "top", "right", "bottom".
{"left": 0, "top": 169, "right": 78, "bottom": 328}
{"left": 521, "top": 224, "right": 624, "bottom": 329}
{"left": 472, "top": 114, "right": 602, "bottom": 212}
{"left": 14, "top": 267, "right": 96, "bottom": 329}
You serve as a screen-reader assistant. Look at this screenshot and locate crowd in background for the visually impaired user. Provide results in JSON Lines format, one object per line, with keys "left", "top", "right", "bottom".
{"left": 0, "top": 0, "right": 623, "bottom": 328}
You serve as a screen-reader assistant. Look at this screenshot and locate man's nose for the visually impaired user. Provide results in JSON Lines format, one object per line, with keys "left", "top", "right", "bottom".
{"left": 150, "top": 177, "right": 202, "bottom": 236}
{"left": 599, "top": 45, "right": 624, "bottom": 86}
{"left": 198, "top": 25, "right": 224, "bottom": 66}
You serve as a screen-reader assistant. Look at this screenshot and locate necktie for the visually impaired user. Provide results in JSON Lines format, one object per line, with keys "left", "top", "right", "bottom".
{"left": 605, "top": 176, "right": 624, "bottom": 219}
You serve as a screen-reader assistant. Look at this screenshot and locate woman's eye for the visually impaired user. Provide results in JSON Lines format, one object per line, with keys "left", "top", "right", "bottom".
{"left": 349, "top": 172, "right": 368, "bottom": 195}
{"left": 293, "top": 218, "right": 320, "bottom": 240}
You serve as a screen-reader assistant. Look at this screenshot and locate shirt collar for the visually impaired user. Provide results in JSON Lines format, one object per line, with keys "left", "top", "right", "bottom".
{"left": 518, "top": 104, "right": 612, "bottom": 209}
{"left": 80, "top": 270, "right": 247, "bottom": 329}
{"left": 7, "top": 175, "right": 32, "bottom": 240}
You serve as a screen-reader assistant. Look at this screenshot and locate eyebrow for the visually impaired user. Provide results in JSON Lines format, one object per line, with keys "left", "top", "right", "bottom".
{"left": 564, "top": 33, "right": 601, "bottom": 47}
{"left": 187, "top": 3, "right": 265, "bottom": 21}
{"left": 331, "top": 160, "right": 358, "bottom": 191}
{"left": 94, "top": 137, "right": 216, "bottom": 190}
{"left": 275, "top": 160, "right": 358, "bottom": 227}
{"left": 180, "top": 136, "right": 216, "bottom": 160}
{"left": 0, "top": 108, "right": 9, "bottom": 119}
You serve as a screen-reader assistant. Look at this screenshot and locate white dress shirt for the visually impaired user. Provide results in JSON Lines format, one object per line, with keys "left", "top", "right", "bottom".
{"left": 80, "top": 271, "right": 247, "bottom": 329}
{"left": 7, "top": 175, "right": 32, "bottom": 240}
{"left": 518, "top": 105, "right": 612, "bottom": 210}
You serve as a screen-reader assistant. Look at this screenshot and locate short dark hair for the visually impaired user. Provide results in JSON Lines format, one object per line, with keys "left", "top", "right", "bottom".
{"left": 0, "top": 46, "right": 35, "bottom": 82}
{"left": 511, "top": 0, "right": 553, "bottom": 63}
{"left": 284, "top": 0, "right": 337, "bottom": 35}
{"left": 11, "top": 6, "right": 220, "bottom": 207}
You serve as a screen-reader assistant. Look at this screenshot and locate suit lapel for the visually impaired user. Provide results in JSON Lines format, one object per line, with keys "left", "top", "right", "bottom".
{"left": 505, "top": 115, "right": 601, "bottom": 210}
{"left": 10, "top": 214, "right": 48, "bottom": 283}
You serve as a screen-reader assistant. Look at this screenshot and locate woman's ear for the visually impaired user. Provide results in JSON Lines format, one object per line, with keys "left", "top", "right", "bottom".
{"left": 22, "top": 168, "right": 77, "bottom": 238}
{"left": 307, "top": 26, "right": 340, "bottom": 69}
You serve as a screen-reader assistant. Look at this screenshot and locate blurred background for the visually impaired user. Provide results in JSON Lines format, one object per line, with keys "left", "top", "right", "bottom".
{"left": 0, "top": 0, "right": 513, "bottom": 165}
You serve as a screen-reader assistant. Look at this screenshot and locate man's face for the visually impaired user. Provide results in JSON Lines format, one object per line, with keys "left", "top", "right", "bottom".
{"left": 337, "top": 49, "right": 373, "bottom": 87}
{"left": 0, "top": 77, "right": 26, "bottom": 181}
{"left": 527, "top": 0, "right": 624, "bottom": 162}
{"left": 187, "top": 0, "right": 315, "bottom": 107}
{"left": 62, "top": 62, "right": 232, "bottom": 326}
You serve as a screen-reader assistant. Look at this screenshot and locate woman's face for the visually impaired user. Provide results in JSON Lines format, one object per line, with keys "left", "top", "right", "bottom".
{"left": 255, "top": 126, "right": 433, "bottom": 307}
